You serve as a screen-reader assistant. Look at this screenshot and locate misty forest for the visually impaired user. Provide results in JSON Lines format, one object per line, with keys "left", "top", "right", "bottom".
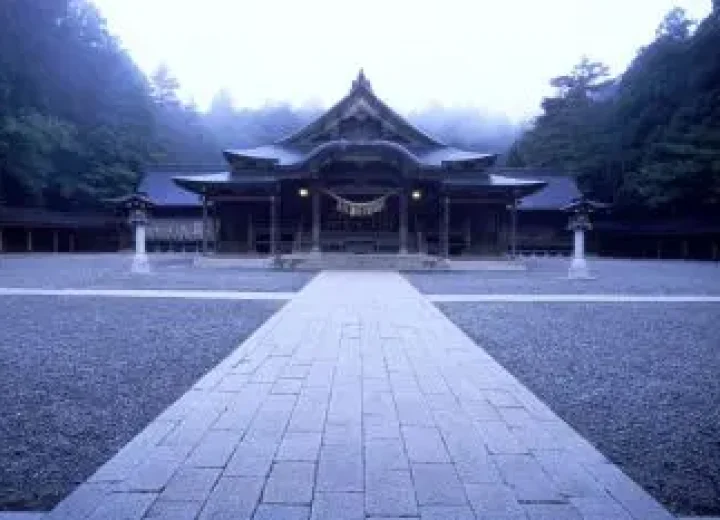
{"left": 0, "top": 1, "right": 718, "bottom": 218}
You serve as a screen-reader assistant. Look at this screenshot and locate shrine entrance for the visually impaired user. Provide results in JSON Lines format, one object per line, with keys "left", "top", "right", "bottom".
{"left": 319, "top": 188, "right": 401, "bottom": 253}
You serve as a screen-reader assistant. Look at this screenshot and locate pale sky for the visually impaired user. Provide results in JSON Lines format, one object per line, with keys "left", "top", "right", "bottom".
{"left": 92, "top": 0, "right": 711, "bottom": 121}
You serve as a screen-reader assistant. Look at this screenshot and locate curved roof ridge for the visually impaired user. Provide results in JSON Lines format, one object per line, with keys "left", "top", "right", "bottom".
{"left": 276, "top": 70, "right": 445, "bottom": 148}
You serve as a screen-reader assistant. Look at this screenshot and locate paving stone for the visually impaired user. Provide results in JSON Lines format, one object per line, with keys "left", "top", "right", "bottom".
{"left": 420, "top": 505, "right": 477, "bottom": 520}
{"left": 316, "top": 444, "right": 363, "bottom": 492}
{"left": 276, "top": 431, "right": 322, "bottom": 461}
{"left": 424, "top": 392, "right": 462, "bottom": 412}
{"left": 493, "top": 454, "right": 564, "bottom": 503}
{"left": 474, "top": 421, "right": 527, "bottom": 454}
{"left": 394, "top": 392, "right": 436, "bottom": 426}
{"left": 480, "top": 389, "right": 523, "bottom": 408}
{"left": 224, "top": 439, "right": 278, "bottom": 477}
{"left": 199, "top": 476, "right": 264, "bottom": 519}
{"left": 144, "top": 499, "right": 204, "bottom": 520}
{"left": 46, "top": 482, "right": 111, "bottom": 519}
{"left": 411, "top": 463, "right": 468, "bottom": 506}
{"left": 119, "top": 447, "right": 186, "bottom": 492}
{"left": 310, "top": 492, "right": 364, "bottom": 520}
{"left": 523, "top": 503, "right": 583, "bottom": 520}
{"left": 273, "top": 378, "right": 304, "bottom": 394}
{"left": 281, "top": 364, "right": 312, "bottom": 379}
{"left": 323, "top": 422, "right": 362, "bottom": 446}
{"left": 215, "top": 373, "right": 250, "bottom": 392}
{"left": 464, "top": 483, "right": 527, "bottom": 520}
{"left": 263, "top": 462, "right": 316, "bottom": 505}
{"left": 253, "top": 504, "right": 310, "bottom": 520}
{"left": 365, "top": 469, "right": 418, "bottom": 517}
{"left": 402, "top": 426, "right": 450, "bottom": 463}
{"left": 86, "top": 491, "right": 157, "bottom": 519}
{"left": 88, "top": 420, "right": 178, "bottom": 483}
{"left": 212, "top": 384, "right": 271, "bottom": 431}
{"left": 365, "top": 438, "right": 409, "bottom": 473}
{"left": 434, "top": 412, "right": 502, "bottom": 485}
{"left": 186, "top": 429, "right": 243, "bottom": 468}
{"left": 363, "top": 390, "right": 397, "bottom": 418}
{"left": 159, "top": 467, "right": 220, "bottom": 502}
{"left": 363, "top": 414, "right": 401, "bottom": 439}
{"left": 534, "top": 450, "right": 607, "bottom": 498}
{"left": 159, "top": 410, "right": 222, "bottom": 449}
{"left": 569, "top": 496, "right": 634, "bottom": 520}
{"left": 287, "top": 393, "right": 329, "bottom": 432}
{"left": 462, "top": 398, "right": 503, "bottom": 422}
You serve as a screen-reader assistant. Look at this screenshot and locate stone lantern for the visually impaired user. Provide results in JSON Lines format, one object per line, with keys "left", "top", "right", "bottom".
{"left": 108, "top": 193, "right": 154, "bottom": 273}
{"left": 562, "top": 198, "right": 609, "bottom": 279}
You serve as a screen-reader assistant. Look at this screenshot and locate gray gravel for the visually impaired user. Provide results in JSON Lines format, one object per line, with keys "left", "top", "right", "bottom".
{"left": 438, "top": 301, "right": 720, "bottom": 515}
{"left": 0, "top": 254, "right": 315, "bottom": 292}
{"left": 407, "top": 258, "right": 720, "bottom": 295}
{"left": 0, "top": 296, "right": 281, "bottom": 511}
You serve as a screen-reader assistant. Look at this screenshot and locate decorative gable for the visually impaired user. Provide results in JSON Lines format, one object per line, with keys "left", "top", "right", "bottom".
{"left": 282, "top": 69, "right": 440, "bottom": 148}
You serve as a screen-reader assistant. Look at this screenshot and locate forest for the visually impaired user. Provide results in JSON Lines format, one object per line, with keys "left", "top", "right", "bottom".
{"left": 0, "top": 0, "right": 718, "bottom": 215}
{"left": 509, "top": 5, "right": 720, "bottom": 215}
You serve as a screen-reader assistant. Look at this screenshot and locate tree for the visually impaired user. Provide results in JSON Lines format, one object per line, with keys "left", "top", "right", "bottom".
{"left": 508, "top": 6, "right": 720, "bottom": 213}
{"left": 655, "top": 7, "right": 695, "bottom": 41}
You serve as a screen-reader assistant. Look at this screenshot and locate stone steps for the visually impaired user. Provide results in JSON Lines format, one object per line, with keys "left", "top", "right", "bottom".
{"left": 282, "top": 253, "right": 443, "bottom": 271}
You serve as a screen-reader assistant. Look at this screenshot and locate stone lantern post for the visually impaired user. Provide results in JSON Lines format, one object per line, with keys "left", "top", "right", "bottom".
{"left": 563, "top": 198, "right": 609, "bottom": 279}
{"left": 108, "top": 193, "right": 154, "bottom": 273}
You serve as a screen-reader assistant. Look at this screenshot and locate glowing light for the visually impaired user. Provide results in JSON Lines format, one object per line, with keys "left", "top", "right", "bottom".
{"left": 299, "top": 188, "right": 309, "bottom": 197}
{"left": 412, "top": 190, "right": 422, "bottom": 200}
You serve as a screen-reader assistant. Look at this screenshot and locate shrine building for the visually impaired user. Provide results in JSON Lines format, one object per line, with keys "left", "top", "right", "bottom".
{"left": 139, "top": 71, "right": 583, "bottom": 259}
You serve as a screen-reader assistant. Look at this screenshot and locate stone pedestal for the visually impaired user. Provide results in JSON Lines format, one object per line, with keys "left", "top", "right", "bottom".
{"left": 131, "top": 222, "right": 150, "bottom": 273}
{"left": 568, "top": 227, "right": 591, "bottom": 279}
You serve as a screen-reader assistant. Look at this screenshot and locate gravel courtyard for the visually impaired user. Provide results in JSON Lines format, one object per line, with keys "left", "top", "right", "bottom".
{"left": 408, "top": 259, "right": 720, "bottom": 515}
{"left": 0, "top": 254, "right": 315, "bottom": 292}
{"left": 0, "top": 295, "right": 282, "bottom": 511}
{"left": 407, "top": 258, "right": 720, "bottom": 295}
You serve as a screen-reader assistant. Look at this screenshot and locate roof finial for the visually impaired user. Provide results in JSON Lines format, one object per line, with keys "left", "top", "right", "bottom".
{"left": 352, "top": 68, "right": 372, "bottom": 91}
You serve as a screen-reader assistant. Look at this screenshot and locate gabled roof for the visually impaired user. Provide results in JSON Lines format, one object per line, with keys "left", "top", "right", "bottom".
{"left": 494, "top": 168, "right": 582, "bottom": 210}
{"left": 223, "top": 70, "right": 495, "bottom": 170}
{"left": 280, "top": 69, "right": 442, "bottom": 148}
{"left": 138, "top": 169, "right": 206, "bottom": 206}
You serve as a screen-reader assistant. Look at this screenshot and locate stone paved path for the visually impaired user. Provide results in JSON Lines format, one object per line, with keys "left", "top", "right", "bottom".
{"left": 46, "top": 271, "right": 675, "bottom": 519}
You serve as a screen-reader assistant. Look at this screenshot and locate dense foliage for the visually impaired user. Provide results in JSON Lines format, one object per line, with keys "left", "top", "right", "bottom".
{"left": 4, "top": 2, "right": 715, "bottom": 214}
{"left": 509, "top": 7, "right": 720, "bottom": 214}
{"left": 0, "top": 0, "right": 516, "bottom": 211}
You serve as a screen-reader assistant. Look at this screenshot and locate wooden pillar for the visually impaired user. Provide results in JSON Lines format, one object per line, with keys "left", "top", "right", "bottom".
{"left": 247, "top": 212, "right": 255, "bottom": 253}
{"left": 202, "top": 195, "right": 209, "bottom": 255}
{"left": 53, "top": 230, "right": 59, "bottom": 253}
{"left": 509, "top": 198, "right": 518, "bottom": 258}
{"left": 270, "top": 195, "right": 278, "bottom": 256}
{"left": 213, "top": 206, "right": 220, "bottom": 253}
{"left": 399, "top": 189, "right": 408, "bottom": 254}
{"left": 311, "top": 186, "right": 321, "bottom": 253}
{"left": 441, "top": 196, "right": 450, "bottom": 259}
{"left": 26, "top": 229, "right": 33, "bottom": 252}
{"left": 464, "top": 217, "right": 471, "bottom": 250}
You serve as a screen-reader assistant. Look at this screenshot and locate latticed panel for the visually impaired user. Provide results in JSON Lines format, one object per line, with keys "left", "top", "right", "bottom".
{"left": 146, "top": 219, "right": 215, "bottom": 241}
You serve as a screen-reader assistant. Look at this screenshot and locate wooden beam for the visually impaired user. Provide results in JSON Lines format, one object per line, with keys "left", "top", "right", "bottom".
{"left": 210, "top": 195, "right": 276, "bottom": 203}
